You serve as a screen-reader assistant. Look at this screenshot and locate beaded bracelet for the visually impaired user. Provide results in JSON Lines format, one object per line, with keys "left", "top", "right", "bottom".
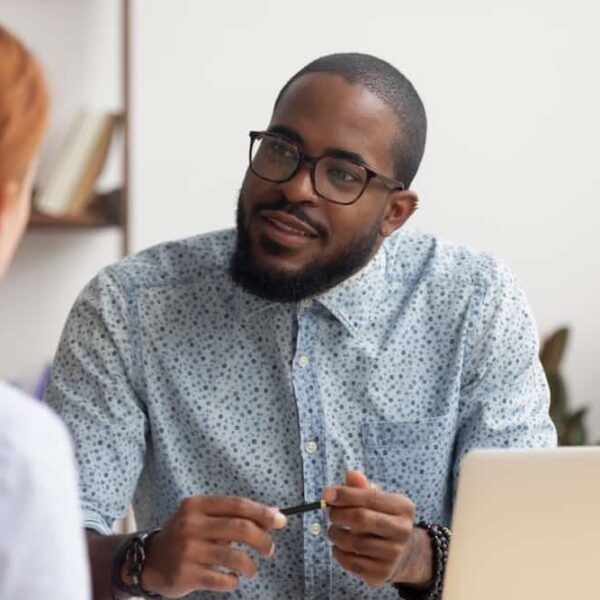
{"left": 393, "top": 522, "right": 451, "bottom": 600}
{"left": 111, "top": 528, "right": 162, "bottom": 599}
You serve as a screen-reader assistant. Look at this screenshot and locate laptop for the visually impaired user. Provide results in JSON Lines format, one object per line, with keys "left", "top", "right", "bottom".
{"left": 442, "top": 447, "right": 600, "bottom": 600}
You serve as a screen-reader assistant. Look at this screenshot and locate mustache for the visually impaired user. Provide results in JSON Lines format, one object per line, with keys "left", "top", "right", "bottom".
{"left": 251, "top": 197, "right": 328, "bottom": 239}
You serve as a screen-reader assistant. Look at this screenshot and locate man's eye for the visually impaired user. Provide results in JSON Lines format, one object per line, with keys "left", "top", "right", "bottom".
{"left": 266, "top": 140, "right": 295, "bottom": 158}
{"left": 328, "top": 167, "right": 360, "bottom": 183}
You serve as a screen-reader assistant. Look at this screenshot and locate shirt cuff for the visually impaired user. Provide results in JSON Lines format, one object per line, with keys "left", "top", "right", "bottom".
{"left": 83, "top": 508, "right": 113, "bottom": 535}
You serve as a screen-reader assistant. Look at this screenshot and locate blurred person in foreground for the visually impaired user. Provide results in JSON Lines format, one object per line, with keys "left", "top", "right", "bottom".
{"left": 0, "top": 24, "right": 90, "bottom": 600}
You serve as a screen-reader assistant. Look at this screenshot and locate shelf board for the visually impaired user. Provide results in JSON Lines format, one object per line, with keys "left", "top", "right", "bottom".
{"left": 28, "top": 210, "right": 119, "bottom": 229}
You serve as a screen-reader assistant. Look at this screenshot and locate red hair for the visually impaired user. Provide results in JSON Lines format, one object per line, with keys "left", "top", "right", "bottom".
{"left": 0, "top": 25, "right": 49, "bottom": 185}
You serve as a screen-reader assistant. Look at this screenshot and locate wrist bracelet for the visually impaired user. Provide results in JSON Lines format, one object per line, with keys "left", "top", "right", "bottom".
{"left": 393, "top": 521, "right": 451, "bottom": 600}
{"left": 111, "top": 528, "right": 162, "bottom": 599}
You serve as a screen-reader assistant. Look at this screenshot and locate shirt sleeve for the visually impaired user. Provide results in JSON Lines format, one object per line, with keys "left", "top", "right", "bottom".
{"left": 0, "top": 400, "right": 91, "bottom": 600}
{"left": 452, "top": 255, "right": 557, "bottom": 496}
{"left": 45, "top": 266, "right": 147, "bottom": 533}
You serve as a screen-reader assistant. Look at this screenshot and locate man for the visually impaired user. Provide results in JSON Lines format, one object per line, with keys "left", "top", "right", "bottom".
{"left": 46, "top": 53, "right": 556, "bottom": 599}
{"left": 0, "top": 24, "right": 90, "bottom": 599}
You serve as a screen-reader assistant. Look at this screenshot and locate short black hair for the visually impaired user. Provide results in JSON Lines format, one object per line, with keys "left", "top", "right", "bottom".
{"left": 274, "top": 53, "right": 427, "bottom": 188}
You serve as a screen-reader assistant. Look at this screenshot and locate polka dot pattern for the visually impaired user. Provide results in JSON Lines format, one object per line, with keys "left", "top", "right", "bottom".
{"left": 46, "top": 228, "right": 556, "bottom": 599}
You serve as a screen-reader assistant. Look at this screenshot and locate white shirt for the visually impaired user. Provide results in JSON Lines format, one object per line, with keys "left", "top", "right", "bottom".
{"left": 0, "top": 381, "right": 90, "bottom": 600}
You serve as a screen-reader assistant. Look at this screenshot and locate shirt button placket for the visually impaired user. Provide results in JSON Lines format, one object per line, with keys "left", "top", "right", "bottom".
{"left": 304, "top": 441, "right": 317, "bottom": 454}
{"left": 309, "top": 522, "right": 322, "bottom": 536}
{"left": 297, "top": 355, "right": 310, "bottom": 368}
{"left": 294, "top": 308, "right": 331, "bottom": 599}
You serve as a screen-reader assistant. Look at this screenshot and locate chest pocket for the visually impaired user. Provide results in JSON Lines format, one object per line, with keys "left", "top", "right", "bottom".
{"left": 361, "top": 415, "right": 455, "bottom": 521}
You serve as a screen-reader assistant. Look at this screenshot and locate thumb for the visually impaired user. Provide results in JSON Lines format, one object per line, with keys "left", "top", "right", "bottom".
{"left": 345, "top": 470, "right": 371, "bottom": 489}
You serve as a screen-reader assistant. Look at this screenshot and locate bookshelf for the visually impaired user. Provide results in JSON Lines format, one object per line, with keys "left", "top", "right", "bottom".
{"left": 1, "top": 0, "right": 129, "bottom": 396}
{"left": 28, "top": 210, "right": 116, "bottom": 229}
{"left": 25, "top": 0, "right": 131, "bottom": 258}
{"left": 5, "top": 0, "right": 135, "bottom": 535}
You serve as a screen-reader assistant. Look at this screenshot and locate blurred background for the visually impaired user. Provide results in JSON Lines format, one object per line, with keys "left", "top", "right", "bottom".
{"left": 1, "top": 0, "right": 598, "bottom": 441}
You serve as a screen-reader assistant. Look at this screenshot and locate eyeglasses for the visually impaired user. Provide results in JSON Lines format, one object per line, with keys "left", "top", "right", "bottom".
{"left": 248, "top": 131, "right": 405, "bottom": 205}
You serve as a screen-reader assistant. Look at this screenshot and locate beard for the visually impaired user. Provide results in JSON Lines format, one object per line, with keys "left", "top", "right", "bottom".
{"left": 229, "top": 191, "right": 382, "bottom": 303}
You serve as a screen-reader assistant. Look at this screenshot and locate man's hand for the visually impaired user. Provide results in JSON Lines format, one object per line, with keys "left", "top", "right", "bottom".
{"left": 138, "top": 496, "right": 287, "bottom": 597}
{"left": 323, "top": 471, "right": 433, "bottom": 589}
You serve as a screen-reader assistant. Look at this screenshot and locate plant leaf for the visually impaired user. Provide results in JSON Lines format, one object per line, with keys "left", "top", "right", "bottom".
{"left": 540, "top": 327, "right": 569, "bottom": 373}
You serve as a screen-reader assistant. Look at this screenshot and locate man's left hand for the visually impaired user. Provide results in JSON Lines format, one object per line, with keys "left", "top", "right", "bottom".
{"left": 323, "top": 471, "right": 433, "bottom": 588}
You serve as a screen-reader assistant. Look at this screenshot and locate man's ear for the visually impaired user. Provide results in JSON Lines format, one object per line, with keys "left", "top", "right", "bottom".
{"left": 380, "top": 189, "right": 419, "bottom": 237}
{"left": 0, "top": 180, "right": 21, "bottom": 227}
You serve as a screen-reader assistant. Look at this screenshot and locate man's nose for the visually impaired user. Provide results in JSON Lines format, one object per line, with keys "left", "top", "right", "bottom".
{"left": 279, "top": 161, "right": 320, "bottom": 205}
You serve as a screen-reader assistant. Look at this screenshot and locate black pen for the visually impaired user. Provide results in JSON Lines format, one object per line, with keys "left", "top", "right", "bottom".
{"left": 280, "top": 499, "right": 327, "bottom": 516}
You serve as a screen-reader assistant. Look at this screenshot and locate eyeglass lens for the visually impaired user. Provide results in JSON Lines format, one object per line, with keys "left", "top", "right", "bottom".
{"left": 251, "top": 134, "right": 368, "bottom": 204}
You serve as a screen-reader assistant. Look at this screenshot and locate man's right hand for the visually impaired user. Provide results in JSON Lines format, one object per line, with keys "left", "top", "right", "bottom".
{"left": 137, "top": 496, "right": 287, "bottom": 597}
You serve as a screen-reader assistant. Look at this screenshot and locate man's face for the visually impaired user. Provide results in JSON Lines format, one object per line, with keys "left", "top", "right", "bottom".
{"left": 231, "top": 73, "right": 416, "bottom": 301}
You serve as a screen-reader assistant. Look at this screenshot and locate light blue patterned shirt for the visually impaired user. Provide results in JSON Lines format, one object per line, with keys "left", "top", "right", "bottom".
{"left": 46, "top": 228, "right": 556, "bottom": 599}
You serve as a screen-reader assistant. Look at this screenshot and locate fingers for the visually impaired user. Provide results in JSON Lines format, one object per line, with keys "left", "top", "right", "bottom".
{"left": 177, "top": 496, "right": 287, "bottom": 558}
{"left": 146, "top": 545, "right": 244, "bottom": 595}
{"left": 327, "top": 506, "right": 412, "bottom": 538}
{"left": 331, "top": 545, "right": 394, "bottom": 588}
{"left": 157, "top": 525, "right": 264, "bottom": 593}
{"left": 196, "top": 541, "right": 258, "bottom": 579}
{"left": 187, "top": 496, "right": 287, "bottom": 530}
{"left": 143, "top": 495, "right": 287, "bottom": 597}
{"left": 327, "top": 525, "right": 402, "bottom": 560}
{"left": 182, "top": 565, "right": 241, "bottom": 592}
{"left": 323, "top": 476, "right": 420, "bottom": 588}
{"left": 187, "top": 514, "right": 275, "bottom": 557}
{"left": 344, "top": 470, "right": 370, "bottom": 489}
{"left": 323, "top": 482, "right": 415, "bottom": 518}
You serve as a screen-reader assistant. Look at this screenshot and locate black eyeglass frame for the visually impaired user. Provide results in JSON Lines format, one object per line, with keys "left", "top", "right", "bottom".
{"left": 248, "top": 130, "right": 405, "bottom": 206}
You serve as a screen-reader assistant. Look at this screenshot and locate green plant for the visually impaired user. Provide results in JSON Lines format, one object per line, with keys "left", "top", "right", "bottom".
{"left": 539, "top": 327, "right": 588, "bottom": 446}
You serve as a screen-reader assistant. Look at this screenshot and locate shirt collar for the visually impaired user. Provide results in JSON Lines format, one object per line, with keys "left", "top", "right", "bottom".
{"left": 315, "top": 242, "right": 388, "bottom": 337}
{"left": 232, "top": 283, "right": 281, "bottom": 320}
{"left": 232, "top": 238, "right": 391, "bottom": 331}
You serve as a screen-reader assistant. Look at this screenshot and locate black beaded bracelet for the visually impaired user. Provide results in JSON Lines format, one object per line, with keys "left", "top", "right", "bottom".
{"left": 111, "top": 528, "right": 162, "bottom": 599}
{"left": 393, "top": 522, "right": 451, "bottom": 600}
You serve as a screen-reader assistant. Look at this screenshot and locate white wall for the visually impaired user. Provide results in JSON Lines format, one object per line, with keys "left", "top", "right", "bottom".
{"left": 1, "top": 1, "right": 597, "bottom": 441}
{"left": 0, "top": 0, "right": 123, "bottom": 391}
{"left": 130, "top": 0, "right": 600, "bottom": 440}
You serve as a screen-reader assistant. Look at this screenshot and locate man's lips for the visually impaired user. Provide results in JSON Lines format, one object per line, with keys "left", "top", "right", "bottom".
{"left": 259, "top": 210, "right": 319, "bottom": 238}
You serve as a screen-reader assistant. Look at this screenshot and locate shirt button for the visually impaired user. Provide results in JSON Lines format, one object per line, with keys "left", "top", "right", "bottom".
{"left": 301, "top": 298, "right": 313, "bottom": 308}
{"left": 309, "top": 522, "right": 322, "bottom": 536}
{"left": 304, "top": 441, "right": 317, "bottom": 454}
{"left": 297, "top": 355, "right": 310, "bottom": 368}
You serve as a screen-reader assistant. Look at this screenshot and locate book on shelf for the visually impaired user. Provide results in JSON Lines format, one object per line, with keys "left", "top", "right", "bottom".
{"left": 28, "top": 187, "right": 122, "bottom": 227}
{"left": 34, "top": 109, "right": 121, "bottom": 217}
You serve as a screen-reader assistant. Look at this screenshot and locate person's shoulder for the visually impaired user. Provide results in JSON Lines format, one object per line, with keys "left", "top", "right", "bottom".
{"left": 0, "top": 382, "right": 72, "bottom": 468}
{"left": 97, "top": 229, "right": 235, "bottom": 295}
{"left": 0, "top": 384, "right": 89, "bottom": 600}
{"left": 386, "top": 228, "right": 512, "bottom": 293}
{"left": 0, "top": 382, "right": 67, "bottom": 435}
